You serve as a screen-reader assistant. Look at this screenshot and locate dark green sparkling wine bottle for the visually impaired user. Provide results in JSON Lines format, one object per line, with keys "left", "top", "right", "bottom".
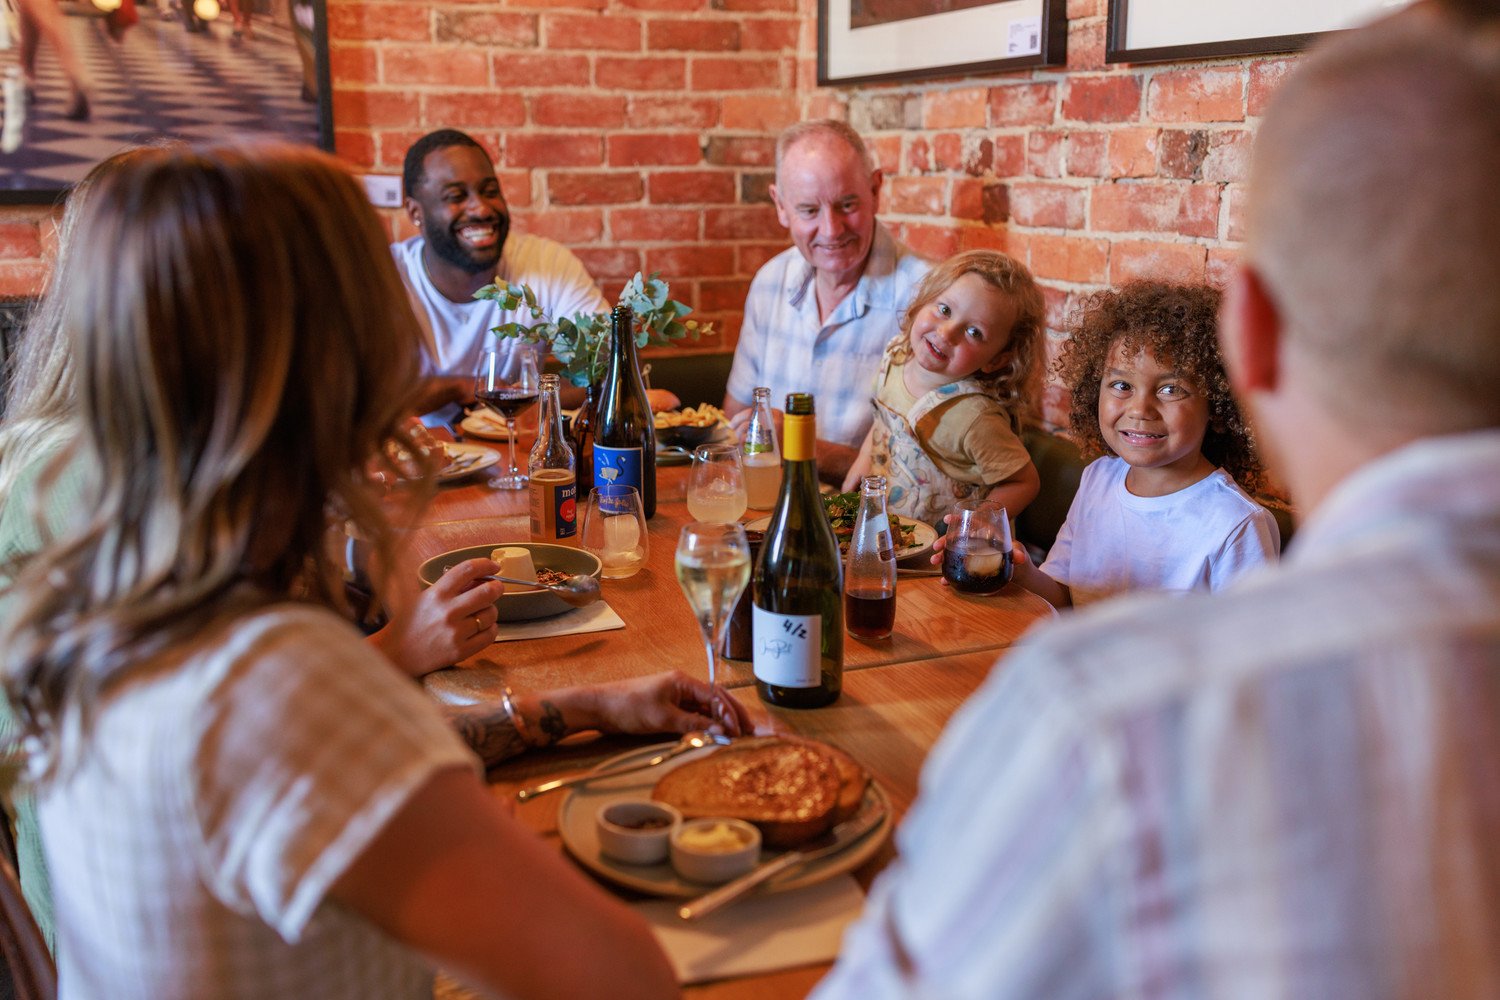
{"left": 751, "top": 393, "right": 843, "bottom": 707}
{"left": 592, "top": 304, "right": 657, "bottom": 518}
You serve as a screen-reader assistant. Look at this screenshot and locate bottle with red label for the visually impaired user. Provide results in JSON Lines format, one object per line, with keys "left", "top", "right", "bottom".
{"left": 529, "top": 373, "right": 578, "bottom": 545}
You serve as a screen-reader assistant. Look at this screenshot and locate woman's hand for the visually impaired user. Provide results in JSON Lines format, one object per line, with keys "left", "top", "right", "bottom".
{"left": 368, "top": 558, "right": 505, "bottom": 678}
{"left": 587, "top": 671, "right": 767, "bottom": 738}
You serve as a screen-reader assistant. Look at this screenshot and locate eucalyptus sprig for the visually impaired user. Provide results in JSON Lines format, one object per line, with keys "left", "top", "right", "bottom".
{"left": 475, "top": 271, "right": 711, "bottom": 388}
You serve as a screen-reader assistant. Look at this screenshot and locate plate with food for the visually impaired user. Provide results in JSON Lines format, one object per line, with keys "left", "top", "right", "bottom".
{"left": 417, "top": 542, "right": 602, "bottom": 621}
{"left": 459, "top": 409, "right": 513, "bottom": 441}
{"left": 746, "top": 494, "right": 937, "bottom": 563}
{"left": 557, "top": 736, "right": 891, "bottom": 897}
{"left": 654, "top": 404, "right": 732, "bottom": 449}
{"left": 435, "top": 442, "right": 502, "bottom": 482}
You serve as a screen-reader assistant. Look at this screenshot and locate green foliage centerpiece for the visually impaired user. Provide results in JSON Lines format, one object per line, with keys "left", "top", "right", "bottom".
{"left": 475, "top": 271, "right": 710, "bottom": 388}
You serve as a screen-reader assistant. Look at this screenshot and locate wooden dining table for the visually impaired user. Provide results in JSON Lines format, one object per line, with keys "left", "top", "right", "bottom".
{"left": 411, "top": 431, "right": 1055, "bottom": 1000}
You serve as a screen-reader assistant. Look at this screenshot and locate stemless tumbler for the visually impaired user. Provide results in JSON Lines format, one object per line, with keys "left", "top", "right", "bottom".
{"left": 940, "top": 500, "right": 1012, "bottom": 595}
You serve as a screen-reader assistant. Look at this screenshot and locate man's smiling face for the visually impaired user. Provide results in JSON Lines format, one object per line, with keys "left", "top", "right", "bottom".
{"left": 408, "top": 144, "right": 509, "bottom": 276}
{"left": 770, "top": 133, "right": 881, "bottom": 290}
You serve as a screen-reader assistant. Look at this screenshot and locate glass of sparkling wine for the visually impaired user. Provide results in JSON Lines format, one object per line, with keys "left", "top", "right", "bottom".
{"left": 686, "top": 444, "right": 747, "bottom": 523}
{"left": 474, "top": 347, "right": 539, "bottom": 490}
{"left": 675, "top": 521, "right": 751, "bottom": 729}
{"left": 580, "top": 485, "right": 649, "bottom": 579}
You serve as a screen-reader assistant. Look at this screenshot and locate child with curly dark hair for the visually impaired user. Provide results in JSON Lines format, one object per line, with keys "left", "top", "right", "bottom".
{"left": 842, "top": 250, "right": 1043, "bottom": 524}
{"left": 1013, "top": 280, "right": 1279, "bottom": 608}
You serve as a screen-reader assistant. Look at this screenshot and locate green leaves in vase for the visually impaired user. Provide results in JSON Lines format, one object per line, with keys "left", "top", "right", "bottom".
{"left": 476, "top": 271, "right": 711, "bottom": 388}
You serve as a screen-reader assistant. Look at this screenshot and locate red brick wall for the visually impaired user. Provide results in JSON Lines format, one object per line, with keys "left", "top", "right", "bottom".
{"left": 1, "top": 0, "right": 1302, "bottom": 427}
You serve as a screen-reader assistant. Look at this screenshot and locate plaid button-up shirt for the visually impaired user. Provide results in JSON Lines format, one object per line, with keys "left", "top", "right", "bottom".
{"left": 726, "top": 224, "right": 930, "bottom": 449}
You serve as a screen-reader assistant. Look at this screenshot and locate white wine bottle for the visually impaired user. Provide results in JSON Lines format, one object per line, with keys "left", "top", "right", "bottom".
{"left": 592, "top": 304, "right": 657, "bottom": 518}
{"left": 751, "top": 393, "right": 843, "bottom": 707}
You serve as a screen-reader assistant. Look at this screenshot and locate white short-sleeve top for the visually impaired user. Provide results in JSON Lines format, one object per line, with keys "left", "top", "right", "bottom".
{"left": 37, "top": 604, "right": 478, "bottom": 1000}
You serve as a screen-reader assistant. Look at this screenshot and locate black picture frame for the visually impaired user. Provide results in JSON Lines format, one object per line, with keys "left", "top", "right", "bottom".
{"left": 819, "top": 0, "right": 1065, "bottom": 87}
{"left": 1106, "top": 0, "right": 1415, "bottom": 65}
{"left": 0, "top": 0, "right": 334, "bottom": 204}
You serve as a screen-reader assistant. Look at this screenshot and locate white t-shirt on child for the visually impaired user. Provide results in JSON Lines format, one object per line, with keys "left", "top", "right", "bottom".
{"left": 1039, "top": 455, "right": 1279, "bottom": 607}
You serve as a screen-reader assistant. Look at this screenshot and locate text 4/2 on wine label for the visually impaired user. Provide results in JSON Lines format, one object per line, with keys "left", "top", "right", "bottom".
{"left": 750, "top": 606, "right": 823, "bottom": 687}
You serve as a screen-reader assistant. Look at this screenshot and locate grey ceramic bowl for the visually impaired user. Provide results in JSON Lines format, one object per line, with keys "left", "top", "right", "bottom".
{"left": 417, "top": 542, "right": 603, "bottom": 622}
{"left": 597, "top": 801, "right": 682, "bottom": 866}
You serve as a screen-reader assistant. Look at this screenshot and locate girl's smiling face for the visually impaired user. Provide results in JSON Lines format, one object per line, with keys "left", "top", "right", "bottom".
{"left": 907, "top": 272, "right": 1018, "bottom": 386}
{"left": 1098, "top": 338, "right": 1216, "bottom": 496}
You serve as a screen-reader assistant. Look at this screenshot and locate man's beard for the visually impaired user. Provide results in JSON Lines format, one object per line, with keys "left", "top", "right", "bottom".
{"left": 425, "top": 214, "right": 508, "bottom": 275}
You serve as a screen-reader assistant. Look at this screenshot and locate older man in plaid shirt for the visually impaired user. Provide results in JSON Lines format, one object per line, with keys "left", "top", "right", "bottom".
{"left": 724, "top": 120, "right": 930, "bottom": 485}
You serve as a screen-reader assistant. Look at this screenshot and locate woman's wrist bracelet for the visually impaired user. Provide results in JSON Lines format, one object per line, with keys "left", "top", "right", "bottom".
{"left": 501, "top": 684, "right": 534, "bottom": 747}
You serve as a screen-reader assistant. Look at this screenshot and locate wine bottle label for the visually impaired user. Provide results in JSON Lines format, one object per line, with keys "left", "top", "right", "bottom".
{"left": 593, "top": 445, "right": 643, "bottom": 500}
{"left": 529, "top": 469, "right": 577, "bottom": 541}
{"left": 751, "top": 605, "right": 822, "bottom": 687}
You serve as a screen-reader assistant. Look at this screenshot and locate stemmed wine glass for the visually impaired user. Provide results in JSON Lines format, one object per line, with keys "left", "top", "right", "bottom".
{"left": 474, "top": 347, "right": 539, "bottom": 490}
{"left": 674, "top": 522, "right": 751, "bottom": 729}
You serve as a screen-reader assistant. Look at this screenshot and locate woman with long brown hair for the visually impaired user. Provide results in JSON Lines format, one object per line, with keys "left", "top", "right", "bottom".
{"left": 0, "top": 143, "right": 677, "bottom": 999}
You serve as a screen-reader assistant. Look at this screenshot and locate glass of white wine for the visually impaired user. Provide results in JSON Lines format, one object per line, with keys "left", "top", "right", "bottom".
{"left": 686, "top": 444, "right": 747, "bottom": 523}
{"left": 675, "top": 521, "right": 751, "bottom": 729}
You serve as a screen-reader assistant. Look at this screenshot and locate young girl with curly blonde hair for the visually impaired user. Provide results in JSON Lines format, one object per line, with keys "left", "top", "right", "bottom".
{"left": 844, "top": 249, "right": 1044, "bottom": 524}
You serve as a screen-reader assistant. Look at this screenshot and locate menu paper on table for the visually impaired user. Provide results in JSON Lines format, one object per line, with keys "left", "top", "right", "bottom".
{"left": 634, "top": 875, "right": 865, "bottom": 985}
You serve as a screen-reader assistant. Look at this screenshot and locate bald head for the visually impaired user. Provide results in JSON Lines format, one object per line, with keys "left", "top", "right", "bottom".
{"left": 775, "top": 120, "right": 873, "bottom": 188}
{"left": 1248, "top": 9, "right": 1500, "bottom": 433}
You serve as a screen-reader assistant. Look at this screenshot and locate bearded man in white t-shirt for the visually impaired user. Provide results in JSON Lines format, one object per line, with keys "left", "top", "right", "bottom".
{"left": 394, "top": 129, "right": 605, "bottom": 422}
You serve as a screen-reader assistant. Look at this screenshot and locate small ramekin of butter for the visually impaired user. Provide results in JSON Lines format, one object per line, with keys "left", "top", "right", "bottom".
{"left": 416, "top": 542, "right": 602, "bottom": 622}
{"left": 669, "top": 817, "right": 762, "bottom": 883}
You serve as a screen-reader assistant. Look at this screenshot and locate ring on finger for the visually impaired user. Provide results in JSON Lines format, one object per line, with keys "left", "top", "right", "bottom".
{"left": 473, "top": 614, "right": 485, "bottom": 633}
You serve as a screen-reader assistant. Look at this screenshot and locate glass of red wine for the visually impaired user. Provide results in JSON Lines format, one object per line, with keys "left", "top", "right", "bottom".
{"left": 941, "top": 500, "right": 1013, "bottom": 595}
{"left": 475, "top": 347, "right": 539, "bottom": 490}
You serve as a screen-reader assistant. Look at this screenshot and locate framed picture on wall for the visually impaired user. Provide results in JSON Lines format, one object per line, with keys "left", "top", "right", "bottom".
{"left": 819, "top": 0, "right": 1065, "bottom": 87}
{"left": 1106, "top": 0, "right": 1416, "bottom": 64}
{"left": 0, "top": 0, "right": 333, "bottom": 204}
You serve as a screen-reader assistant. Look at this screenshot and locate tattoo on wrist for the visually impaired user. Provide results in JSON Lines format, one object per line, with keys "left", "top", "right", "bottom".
{"left": 538, "top": 699, "right": 567, "bottom": 746}
{"left": 446, "top": 705, "right": 528, "bottom": 768}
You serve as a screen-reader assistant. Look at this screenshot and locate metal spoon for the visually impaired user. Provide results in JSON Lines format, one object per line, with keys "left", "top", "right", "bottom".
{"left": 440, "top": 566, "right": 602, "bottom": 608}
{"left": 514, "top": 730, "right": 732, "bottom": 801}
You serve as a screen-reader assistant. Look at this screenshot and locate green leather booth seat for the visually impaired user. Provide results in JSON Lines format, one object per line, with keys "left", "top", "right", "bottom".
{"left": 641, "top": 350, "right": 735, "bottom": 410}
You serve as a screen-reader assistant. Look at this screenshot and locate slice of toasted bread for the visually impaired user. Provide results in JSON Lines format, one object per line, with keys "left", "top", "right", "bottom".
{"left": 786, "top": 736, "right": 870, "bottom": 823}
{"left": 652, "top": 740, "right": 842, "bottom": 848}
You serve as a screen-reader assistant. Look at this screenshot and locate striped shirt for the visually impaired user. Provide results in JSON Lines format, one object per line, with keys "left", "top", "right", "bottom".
{"left": 725, "top": 223, "right": 930, "bottom": 449}
{"left": 813, "top": 429, "right": 1500, "bottom": 1000}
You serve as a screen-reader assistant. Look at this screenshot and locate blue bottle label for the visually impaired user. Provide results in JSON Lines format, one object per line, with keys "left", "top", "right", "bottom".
{"left": 593, "top": 446, "right": 643, "bottom": 504}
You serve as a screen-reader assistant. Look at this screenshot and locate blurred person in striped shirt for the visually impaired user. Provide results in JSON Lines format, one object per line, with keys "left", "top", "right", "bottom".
{"left": 813, "top": 5, "right": 1500, "bottom": 999}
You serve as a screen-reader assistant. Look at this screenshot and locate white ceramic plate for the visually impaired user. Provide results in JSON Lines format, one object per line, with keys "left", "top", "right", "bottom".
{"left": 557, "top": 742, "right": 891, "bottom": 898}
{"left": 437, "top": 442, "right": 502, "bottom": 482}
{"left": 460, "top": 411, "right": 513, "bottom": 441}
{"left": 743, "top": 514, "right": 938, "bottom": 563}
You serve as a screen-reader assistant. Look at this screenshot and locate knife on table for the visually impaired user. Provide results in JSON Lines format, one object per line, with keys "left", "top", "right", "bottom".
{"left": 677, "top": 799, "right": 888, "bottom": 921}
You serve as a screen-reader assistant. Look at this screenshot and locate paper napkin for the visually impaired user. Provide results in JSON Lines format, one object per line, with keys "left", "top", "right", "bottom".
{"left": 493, "top": 601, "right": 625, "bottom": 643}
{"left": 633, "top": 875, "right": 864, "bottom": 985}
